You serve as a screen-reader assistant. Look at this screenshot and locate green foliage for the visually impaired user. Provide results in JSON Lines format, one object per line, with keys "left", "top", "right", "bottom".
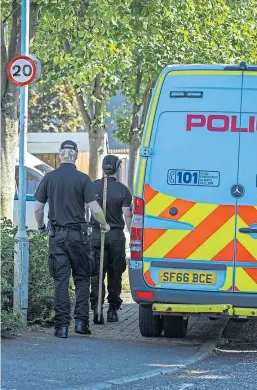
{"left": 1, "top": 219, "right": 21, "bottom": 335}
{"left": 27, "top": 230, "right": 55, "bottom": 325}
{"left": 114, "top": 0, "right": 257, "bottom": 146}
{"left": 112, "top": 105, "right": 133, "bottom": 145}
{"left": 1, "top": 219, "right": 75, "bottom": 336}
{"left": 31, "top": 0, "right": 134, "bottom": 128}
{"left": 28, "top": 83, "right": 83, "bottom": 132}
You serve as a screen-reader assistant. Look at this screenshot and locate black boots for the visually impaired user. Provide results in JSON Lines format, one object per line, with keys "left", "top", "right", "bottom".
{"left": 54, "top": 321, "right": 91, "bottom": 337}
{"left": 54, "top": 326, "right": 68, "bottom": 338}
{"left": 93, "top": 308, "right": 105, "bottom": 325}
{"left": 107, "top": 304, "right": 119, "bottom": 322}
{"left": 74, "top": 319, "right": 91, "bottom": 335}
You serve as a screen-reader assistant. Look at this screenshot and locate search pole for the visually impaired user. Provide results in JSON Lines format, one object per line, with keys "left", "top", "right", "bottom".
{"left": 13, "top": 0, "right": 30, "bottom": 326}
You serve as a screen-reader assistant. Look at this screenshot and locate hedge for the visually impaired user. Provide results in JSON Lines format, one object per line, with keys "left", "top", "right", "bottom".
{"left": 1, "top": 218, "right": 74, "bottom": 336}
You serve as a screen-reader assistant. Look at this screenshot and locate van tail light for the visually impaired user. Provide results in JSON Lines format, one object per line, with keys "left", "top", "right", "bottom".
{"left": 135, "top": 291, "right": 154, "bottom": 300}
{"left": 130, "top": 197, "right": 145, "bottom": 260}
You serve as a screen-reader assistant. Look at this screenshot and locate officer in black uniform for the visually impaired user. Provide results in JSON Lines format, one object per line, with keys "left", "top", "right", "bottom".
{"left": 90, "top": 155, "right": 132, "bottom": 323}
{"left": 34, "top": 140, "right": 110, "bottom": 338}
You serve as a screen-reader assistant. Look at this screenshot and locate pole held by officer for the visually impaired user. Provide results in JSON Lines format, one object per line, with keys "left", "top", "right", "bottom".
{"left": 90, "top": 155, "right": 133, "bottom": 324}
{"left": 34, "top": 140, "right": 110, "bottom": 338}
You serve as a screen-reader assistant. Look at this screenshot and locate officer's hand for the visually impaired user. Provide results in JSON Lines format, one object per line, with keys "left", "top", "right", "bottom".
{"left": 100, "top": 222, "right": 110, "bottom": 233}
{"left": 38, "top": 224, "right": 48, "bottom": 236}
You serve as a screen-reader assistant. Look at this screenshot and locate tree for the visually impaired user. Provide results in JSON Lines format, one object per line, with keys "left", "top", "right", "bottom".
{"left": 114, "top": 0, "right": 257, "bottom": 193}
{"left": 1, "top": 0, "right": 40, "bottom": 219}
{"left": 114, "top": 0, "right": 187, "bottom": 192}
{"left": 28, "top": 83, "right": 83, "bottom": 132}
{"left": 32, "top": 0, "right": 133, "bottom": 180}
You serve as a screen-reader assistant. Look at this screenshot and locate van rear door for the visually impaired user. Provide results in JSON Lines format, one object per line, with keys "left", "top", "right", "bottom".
{"left": 234, "top": 70, "right": 257, "bottom": 292}
{"left": 142, "top": 69, "right": 242, "bottom": 292}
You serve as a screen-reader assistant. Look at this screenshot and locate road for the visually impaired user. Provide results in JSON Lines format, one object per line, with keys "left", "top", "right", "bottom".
{"left": 110, "top": 320, "right": 257, "bottom": 390}
{"left": 2, "top": 309, "right": 256, "bottom": 390}
{"left": 109, "top": 349, "right": 257, "bottom": 390}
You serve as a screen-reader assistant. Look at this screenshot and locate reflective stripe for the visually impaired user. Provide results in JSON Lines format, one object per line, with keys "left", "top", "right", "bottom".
{"left": 244, "top": 71, "right": 257, "bottom": 76}
{"left": 143, "top": 73, "right": 166, "bottom": 147}
{"left": 136, "top": 158, "right": 146, "bottom": 198}
{"left": 167, "top": 70, "right": 242, "bottom": 76}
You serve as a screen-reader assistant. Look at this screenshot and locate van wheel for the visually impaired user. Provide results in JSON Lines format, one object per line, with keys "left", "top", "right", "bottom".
{"left": 163, "top": 316, "right": 188, "bottom": 338}
{"left": 139, "top": 305, "right": 163, "bottom": 337}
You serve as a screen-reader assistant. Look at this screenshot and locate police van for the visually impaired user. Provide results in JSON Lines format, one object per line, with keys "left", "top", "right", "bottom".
{"left": 129, "top": 63, "right": 257, "bottom": 338}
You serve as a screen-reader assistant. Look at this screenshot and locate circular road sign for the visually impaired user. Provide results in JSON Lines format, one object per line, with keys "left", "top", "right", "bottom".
{"left": 7, "top": 55, "right": 37, "bottom": 86}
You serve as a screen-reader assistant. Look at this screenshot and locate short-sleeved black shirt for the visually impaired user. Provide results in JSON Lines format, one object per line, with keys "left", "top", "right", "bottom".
{"left": 35, "top": 164, "right": 96, "bottom": 226}
{"left": 90, "top": 177, "right": 132, "bottom": 230}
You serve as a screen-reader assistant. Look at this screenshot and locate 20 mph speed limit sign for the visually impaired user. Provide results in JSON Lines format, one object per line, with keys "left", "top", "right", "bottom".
{"left": 7, "top": 55, "right": 37, "bottom": 86}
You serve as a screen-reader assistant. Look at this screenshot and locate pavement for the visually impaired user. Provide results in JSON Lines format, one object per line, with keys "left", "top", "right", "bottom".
{"left": 106, "top": 320, "right": 257, "bottom": 390}
{"left": 2, "top": 292, "right": 227, "bottom": 390}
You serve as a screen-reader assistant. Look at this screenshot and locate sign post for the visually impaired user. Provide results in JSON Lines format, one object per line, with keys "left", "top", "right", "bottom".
{"left": 8, "top": 0, "right": 35, "bottom": 326}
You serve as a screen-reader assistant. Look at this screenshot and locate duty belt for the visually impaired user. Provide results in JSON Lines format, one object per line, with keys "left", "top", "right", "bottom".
{"left": 54, "top": 224, "right": 87, "bottom": 232}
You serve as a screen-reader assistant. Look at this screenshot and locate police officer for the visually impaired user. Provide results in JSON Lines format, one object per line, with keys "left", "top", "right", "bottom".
{"left": 34, "top": 141, "right": 110, "bottom": 338}
{"left": 90, "top": 155, "right": 132, "bottom": 323}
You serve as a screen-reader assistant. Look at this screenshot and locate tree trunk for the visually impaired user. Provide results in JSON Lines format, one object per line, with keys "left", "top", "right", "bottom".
{"left": 1, "top": 4, "right": 20, "bottom": 220}
{"left": 1, "top": 106, "right": 18, "bottom": 219}
{"left": 74, "top": 73, "right": 105, "bottom": 181}
{"left": 88, "top": 125, "right": 105, "bottom": 181}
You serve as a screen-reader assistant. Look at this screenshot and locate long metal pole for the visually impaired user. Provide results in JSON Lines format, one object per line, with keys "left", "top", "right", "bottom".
{"left": 97, "top": 176, "right": 108, "bottom": 322}
{"left": 13, "top": 0, "right": 30, "bottom": 326}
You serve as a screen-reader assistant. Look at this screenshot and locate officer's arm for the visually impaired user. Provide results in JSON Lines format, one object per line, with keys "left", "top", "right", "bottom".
{"left": 122, "top": 187, "right": 133, "bottom": 233}
{"left": 122, "top": 207, "right": 132, "bottom": 233}
{"left": 35, "top": 201, "right": 46, "bottom": 228}
{"left": 87, "top": 200, "right": 109, "bottom": 229}
{"left": 34, "top": 174, "right": 48, "bottom": 229}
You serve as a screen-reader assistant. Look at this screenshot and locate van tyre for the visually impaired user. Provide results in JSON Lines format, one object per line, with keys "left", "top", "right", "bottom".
{"left": 163, "top": 316, "right": 188, "bottom": 338}
{"left": 139, "top": 304, "right": 163, "bottom": 337}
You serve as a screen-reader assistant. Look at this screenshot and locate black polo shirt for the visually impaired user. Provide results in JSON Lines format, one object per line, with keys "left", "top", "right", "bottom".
{"left": 90, "top": 177, "right": 132, "bottom": 230}
{"left": 35, "top": 163, "right": 96, "bottom": 226}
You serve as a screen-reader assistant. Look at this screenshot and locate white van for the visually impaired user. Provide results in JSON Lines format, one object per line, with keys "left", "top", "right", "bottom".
{"left": 129, "top": 63, "right": 257, "bottom": 338}
{"left": 14, "top": 152, "right": 53, "bottom": 229}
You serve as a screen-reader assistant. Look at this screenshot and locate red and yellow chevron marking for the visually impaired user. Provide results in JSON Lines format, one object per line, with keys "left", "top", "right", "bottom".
{"left": 144, "top": 185, "right": 235, "bottom": 261}
{"left": 235, "top": 267, "right": 257, "bottom": 292}
{"left": 143, "top": 185, "right": 257, "bottom": 264}
{"left": 237, "top": 206, "right": 257, "bottom": 263}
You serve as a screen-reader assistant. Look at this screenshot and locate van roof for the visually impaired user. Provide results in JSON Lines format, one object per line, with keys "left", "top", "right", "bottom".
{"left": 16, "top": 150, "right": 51, "bottom": 168}
{"left": 161, "top": 63, "right": 257, "bottom": 75}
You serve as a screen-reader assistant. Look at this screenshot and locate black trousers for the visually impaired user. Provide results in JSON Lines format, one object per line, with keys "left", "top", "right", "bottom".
{"left": 48, "top": 226, "right": 93, "bottom": 327}
{"left": 90, "top": 229, "right": 126, "bottom": 310}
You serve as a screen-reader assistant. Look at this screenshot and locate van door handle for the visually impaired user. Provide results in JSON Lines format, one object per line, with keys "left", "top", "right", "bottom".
{"left": 239, "top": 228, "right": 257, "bottom": 234}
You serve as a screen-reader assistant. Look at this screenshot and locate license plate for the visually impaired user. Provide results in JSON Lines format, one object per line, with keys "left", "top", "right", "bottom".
{"left": 159, "top": 270, "right": 216, "bottom": 285}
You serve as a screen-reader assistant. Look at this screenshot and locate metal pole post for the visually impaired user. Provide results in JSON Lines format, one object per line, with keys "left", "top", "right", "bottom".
{"left": 13, "top": 0, "right": 30, "bottom": 326}
{"left": 97, "top": 176, "right": 108, "bottom": 323}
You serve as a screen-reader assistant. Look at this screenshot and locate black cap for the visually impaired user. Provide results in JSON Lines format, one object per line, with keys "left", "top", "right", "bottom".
{"left": 60, "top": 140, "right": 78, "bottom": 152}
{"left": 102, "top": 155, "right": 121, "bottom": 175}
